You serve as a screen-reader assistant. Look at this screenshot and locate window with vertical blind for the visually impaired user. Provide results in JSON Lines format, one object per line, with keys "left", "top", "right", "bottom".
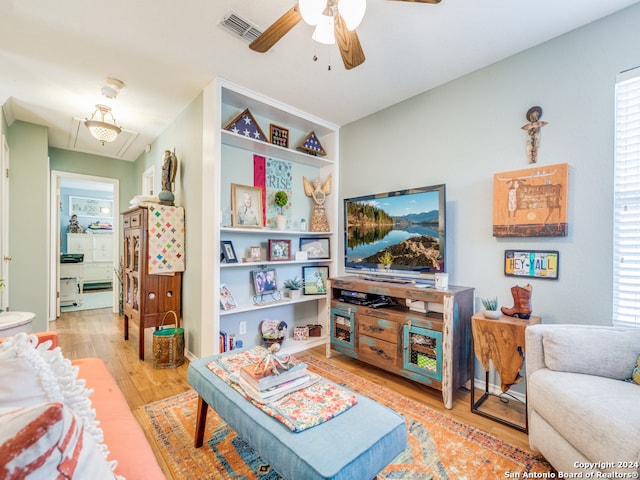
{"left": 613, "top": 67, "right": 640, "bottom": 327}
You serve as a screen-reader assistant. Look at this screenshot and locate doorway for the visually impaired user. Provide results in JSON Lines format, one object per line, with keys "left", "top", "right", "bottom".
{"left": 0, "top": 134, "right": 9, "bottom": 311}
{"left": 49, "top": 171, "right": 119, "bottom": 319}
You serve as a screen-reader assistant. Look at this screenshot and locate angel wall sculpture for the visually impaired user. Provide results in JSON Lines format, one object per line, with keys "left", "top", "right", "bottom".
{"left": 302, "top": 174, "right": 332, "bottom": 232}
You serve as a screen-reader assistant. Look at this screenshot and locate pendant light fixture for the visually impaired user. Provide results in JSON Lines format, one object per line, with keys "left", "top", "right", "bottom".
{"left": 84, "top": 77, "right": 125, "bottom": 145}
{"left": 84, "top": 104, "right": 122, "bottom": 145}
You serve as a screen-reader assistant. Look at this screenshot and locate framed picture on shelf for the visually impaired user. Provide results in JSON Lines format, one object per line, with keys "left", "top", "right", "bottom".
{"left": 220, "top": 240, "right": 238, "bottom": 263}
{"left": 252, "top": 269, "right": 278, "bottom": 295}
{"left": 302, "top": 266, "right": 329, "bottom": 295}
{"left": 299, "top": 237, "right": 330, "bottom": 259}
{"left": 268, "top": 239, "right": 291, "bottom": 261}
{"left": 219, "top": 283, "right": 237, "bottom": 310}
{"left": 248, "top": 246, "right": 262, "bottom": 262}
{"left": 270, "top": 124, "right": 289, "bottom": 148}
{"left": 231, "top": 184, "right": 264, "bottom": 228}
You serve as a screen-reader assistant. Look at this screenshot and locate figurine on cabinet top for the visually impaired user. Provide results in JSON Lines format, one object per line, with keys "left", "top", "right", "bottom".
{"left": 159, "top": 149, "right": 178, "bottom": 205}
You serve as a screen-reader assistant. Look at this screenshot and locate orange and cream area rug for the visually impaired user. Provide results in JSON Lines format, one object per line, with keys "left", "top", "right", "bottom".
{"left": 136, "top": 354, "right": 553, "bottom": 479}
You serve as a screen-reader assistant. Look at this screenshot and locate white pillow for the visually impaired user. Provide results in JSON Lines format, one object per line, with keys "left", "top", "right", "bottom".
{"left": 0, "top": 333, "right": 120, "bottom": 477}
{"left": 0, "top": 402, "right": 117, "bottom": 480}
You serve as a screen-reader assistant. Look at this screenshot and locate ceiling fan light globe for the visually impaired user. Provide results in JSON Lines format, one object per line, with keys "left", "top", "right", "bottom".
{"left": 312, "top": 14, "right": 335, "bottom": 44}
{"left": 338, "top": 0, "right": 366, "bottom": 30}
{"left": 299, "top": 0, "right": 325, "bottom": 26}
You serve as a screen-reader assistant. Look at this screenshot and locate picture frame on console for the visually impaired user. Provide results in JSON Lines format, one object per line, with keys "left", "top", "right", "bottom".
{"left": 302, "top": 266, "right": 329, "bottom": 295}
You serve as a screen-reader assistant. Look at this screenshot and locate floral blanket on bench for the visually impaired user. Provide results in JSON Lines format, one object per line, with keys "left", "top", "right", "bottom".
{"left": 207, "top": 347, "right": 357, "bottom": 432}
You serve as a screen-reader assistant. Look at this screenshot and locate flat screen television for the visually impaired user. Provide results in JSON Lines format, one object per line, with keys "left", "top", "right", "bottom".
{"left": 344, "top": 184, "right": 446, "bottom": 280}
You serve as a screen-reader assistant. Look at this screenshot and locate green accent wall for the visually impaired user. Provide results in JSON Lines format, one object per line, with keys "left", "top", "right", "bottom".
{"left": 6, "top": 121, "right": 49, "bottom": 331}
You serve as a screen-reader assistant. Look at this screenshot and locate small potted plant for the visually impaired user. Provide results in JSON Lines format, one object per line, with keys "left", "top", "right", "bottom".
{"left": 274, "top": 191, "right": 288, "bottom": 230}
{"left": 378, "top": 251, "right": 395, "bottom": 271}
{"left": 283, "top": 276, "right": 303, "bottom": 299}
{"left": 481, "top": 297, "right": 501, "bottom": 319}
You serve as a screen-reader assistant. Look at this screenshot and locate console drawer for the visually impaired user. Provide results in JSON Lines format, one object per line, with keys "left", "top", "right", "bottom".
{"left": 358, "top": 315, "right": 398, "bottom": 343}
{"left": 123, "top": 210, "right": 142, "bottom": 228}
{"left": 358, "top": 335, "right": 398, "bottom": 366}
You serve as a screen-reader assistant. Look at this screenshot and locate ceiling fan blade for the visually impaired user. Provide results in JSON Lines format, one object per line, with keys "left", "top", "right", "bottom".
{"left": 249, "top": 6, "right": 302, "bottom": 53}
{"left": 390, "top": 0, "right": 441, "bottom": 3}
{"left": 335, "top": 14, "right": 366, "bottom": 70}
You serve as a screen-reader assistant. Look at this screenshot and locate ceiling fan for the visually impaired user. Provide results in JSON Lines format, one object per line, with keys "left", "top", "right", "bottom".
{"left": 249, "top": 0, "right": 441, "bottom": 70}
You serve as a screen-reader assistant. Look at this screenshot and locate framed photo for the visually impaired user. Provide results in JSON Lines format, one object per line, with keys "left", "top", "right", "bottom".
{"left": 268, "top": 239, "right": 291, "bottom": 261}
{"left": 219, "top": 283, "right": 237, "bottom": 310}
{"left": 249, "top": 246, "right": 262, "bottom": 262}
{"left": 299, "top": 237, "right": 330, "bottom": 259}
{"left": 302, "top": 266, "right": 329, "bottom": 295}
{"left": 231, "top": 184, "right": 264, "bottom": 228}
{"left": 220, "top": 240, "right": 238, "bottom": 263}
{"left": 504, "top": 250, "right": 559, "bottom": 280}
{"left": 252, "top": 269, "right": 278, "bottom": 295}
{"left": 270, "top": 124, "right": 289, "bottom": 148}
{"left": 69, "top": 196, "right": 113, "bottom": 218}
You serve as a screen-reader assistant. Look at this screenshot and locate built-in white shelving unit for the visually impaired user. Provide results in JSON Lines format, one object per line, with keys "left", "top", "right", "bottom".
{"left": 198, "top": 78, "right": 339, "bottom": 357}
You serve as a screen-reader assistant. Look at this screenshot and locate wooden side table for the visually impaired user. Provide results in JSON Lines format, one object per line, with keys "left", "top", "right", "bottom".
{"left": 470, "top": 312, "right": 541, "bottom": 432}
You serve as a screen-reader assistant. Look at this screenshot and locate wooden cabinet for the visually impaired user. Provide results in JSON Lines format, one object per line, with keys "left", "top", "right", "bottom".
{"left": 122, "top": 206, "right": 182, "bottom": 360}
{"left": 329, "top": 276, "right": 474, "bottom": 409}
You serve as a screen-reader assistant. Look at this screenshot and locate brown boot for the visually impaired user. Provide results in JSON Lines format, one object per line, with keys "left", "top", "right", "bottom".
{"left": 501, "top": 284, "right": 533, "bottom": 319}
{"left": 501, "top": 286, "right": 520, "bottom": 317}
{"left": 516, "top": 284, "right": 533, "bottom": 319}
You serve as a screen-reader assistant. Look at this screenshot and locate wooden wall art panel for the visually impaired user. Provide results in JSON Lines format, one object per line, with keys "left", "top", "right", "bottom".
{"left": 493, "top": 163, "right": 569, "bottom": 237}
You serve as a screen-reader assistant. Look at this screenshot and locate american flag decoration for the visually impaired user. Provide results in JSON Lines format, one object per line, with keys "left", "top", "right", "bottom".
{"left": 297, "top": 131, "right": 326, "bottom": 156}
{"left": 224, "top": 108, "right": 267, "bottom": 142}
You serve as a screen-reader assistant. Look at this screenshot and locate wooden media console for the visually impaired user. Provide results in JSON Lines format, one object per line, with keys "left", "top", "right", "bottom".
{"left": 328, "top": 276, "right": 474, "bottom": 409}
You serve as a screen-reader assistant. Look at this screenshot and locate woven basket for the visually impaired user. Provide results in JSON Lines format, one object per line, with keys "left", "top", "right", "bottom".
{"left": 152, "top": 311, "right": 185, "bottom": 369}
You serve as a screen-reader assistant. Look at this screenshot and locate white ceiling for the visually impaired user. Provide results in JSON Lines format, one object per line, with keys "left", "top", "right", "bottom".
{"left": 1, "top": 0, "right": 638, "bottom": 162}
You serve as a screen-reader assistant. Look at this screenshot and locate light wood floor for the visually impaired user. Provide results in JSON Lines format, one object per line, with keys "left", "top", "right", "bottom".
{"left": 50, "top": 308, "right": 534, "bottom": 453}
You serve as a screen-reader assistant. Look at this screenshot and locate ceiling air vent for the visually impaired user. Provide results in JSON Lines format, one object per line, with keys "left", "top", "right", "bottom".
{"left": 220, "top": 12, "right": 263, "bottom": 43}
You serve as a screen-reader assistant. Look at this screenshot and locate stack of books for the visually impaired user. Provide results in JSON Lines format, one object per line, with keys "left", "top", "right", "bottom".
{"left": 238, "top": 362, "right": 311, "bottom": 402}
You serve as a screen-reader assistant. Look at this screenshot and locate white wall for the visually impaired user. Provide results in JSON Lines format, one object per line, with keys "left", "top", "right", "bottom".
{"left": 339, "top": 4, "right": 640, "bottom": 326}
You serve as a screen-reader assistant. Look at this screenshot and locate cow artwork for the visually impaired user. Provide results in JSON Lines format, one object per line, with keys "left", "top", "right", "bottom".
{"left": 493, "top": 163, "right": 569, "bottom": 237}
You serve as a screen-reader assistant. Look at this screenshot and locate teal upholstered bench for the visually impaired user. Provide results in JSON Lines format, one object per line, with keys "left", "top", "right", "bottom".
{"left": 188, "top": 355, "right": 407, "bottom": 480}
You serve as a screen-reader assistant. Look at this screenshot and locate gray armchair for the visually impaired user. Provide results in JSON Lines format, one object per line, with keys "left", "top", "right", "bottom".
{"left": 525, "top": 324, "right": 640, "bottom": 476}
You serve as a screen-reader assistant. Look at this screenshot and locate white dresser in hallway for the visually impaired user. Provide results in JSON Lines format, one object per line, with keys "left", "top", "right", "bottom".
{"left": 66, "top": 232, "right": 114, "bottom": 288}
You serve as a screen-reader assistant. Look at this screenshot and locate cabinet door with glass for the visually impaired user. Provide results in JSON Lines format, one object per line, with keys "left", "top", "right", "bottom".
{"left": 330, "top": 305, "right": 356, "bottom": 355}
{"left": 123, "top": 217, "right": 141, "bottom": 313}
{"left": 403, "top": 324, "right": 443, "bottom": 383}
